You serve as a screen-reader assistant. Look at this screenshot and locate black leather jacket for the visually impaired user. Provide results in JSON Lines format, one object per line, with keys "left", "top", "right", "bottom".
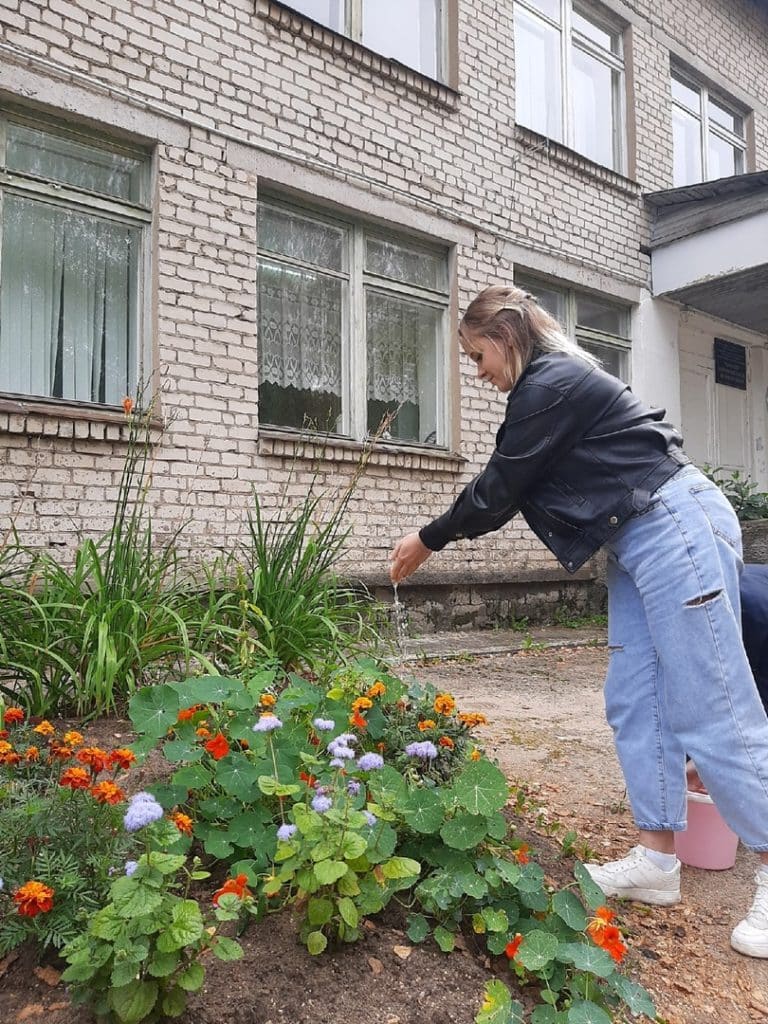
{"left": 419, "top": 351, "right": 688, "bottom": 573}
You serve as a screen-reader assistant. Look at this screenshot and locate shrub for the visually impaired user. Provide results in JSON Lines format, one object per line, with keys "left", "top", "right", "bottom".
{"left": 703, "top": 464, "right": 768, "bottom": 522}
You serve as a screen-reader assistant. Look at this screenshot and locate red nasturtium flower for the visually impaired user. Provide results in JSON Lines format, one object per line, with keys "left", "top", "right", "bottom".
{"left": 13, "top": 881, "right": 55, "bottom": 917}
{"left": 90, "top": 780, "right": 126, "bottom": 805}
{"left": 203, "top": 733, "right": 230, "bottom": 760}
{"left": 60, "top": 766, "right": 92, "bottom": 790}
{"left": 3, "top": 707, "right": 25, "bottom": 725}
{"left": 212, "top": 873, "right": 250, "bottom": 906}
{"left": 122, "top": 395, "right": 134, "bottom": 415}
{"left": 171, "top": 811, "right": 194, "bottom": 836}
{"left": 299, "top": 771, "right": 317, "bottom": 788}
{"left": 107, "top": 748, "right": 136, "bottom": 771}
{"left": 505, "top": 933, "right": 524, "bottom": 960}
{"left": 177, "top": 704, "right": 203, "bottom": 722}
{"left": 586, "top": 907, "right": 628, "bottom": 964}
{"left": 512, "top": 844, "right": 530, "bottom": 865}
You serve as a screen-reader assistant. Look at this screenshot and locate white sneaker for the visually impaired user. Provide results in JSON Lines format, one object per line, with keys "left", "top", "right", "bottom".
{"left": 583, "top": 845, "right": 681, "bottom": 906}
{"left": 731, "top": 872, "right": 768, "bottom": 958}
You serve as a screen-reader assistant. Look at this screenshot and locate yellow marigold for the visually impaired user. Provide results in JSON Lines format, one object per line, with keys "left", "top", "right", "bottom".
{"left": 367, "top": 681, "right": 386, "bottom": 699}
{"left": 351, "top": 696, "right": 373, "bottom": 713}
{"left": 62, "top": 730, "right": 84, "bottom": 747}
{"left": 470, "top": 749, "right": 482, "bottom": 761}
{"left": 259, "top": 693, "right": 277, "bottom": 707}
{"left": 417, "top": 719, "right": 436, "bottom": 731}
{"left": 458, "top": 712, "right": 488, "bottom": 728}
{"left": 0, "top": 741, "right": 12, "bottom": 756}
{"left": 33, "top": 720, "right": 55, "bottom": 737}
{"left": 433, "top": 694, "right": 456, "bottom": 716}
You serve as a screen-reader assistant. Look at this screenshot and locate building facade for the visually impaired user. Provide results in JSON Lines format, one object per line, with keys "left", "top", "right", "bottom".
{"left": 0, "top": 0, "right": 766, "bottom": 627}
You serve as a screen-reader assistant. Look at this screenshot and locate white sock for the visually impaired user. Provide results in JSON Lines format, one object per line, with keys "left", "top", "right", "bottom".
{"left": 642, "top": 846, "right": 678, "bottom": 871}
{"left": 758, "top": 864, "right": 768, "bottom": 879}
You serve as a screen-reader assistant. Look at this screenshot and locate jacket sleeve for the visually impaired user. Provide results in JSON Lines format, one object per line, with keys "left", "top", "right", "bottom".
{"left": 419, "top": 379, "right": 586, "bottom": 551}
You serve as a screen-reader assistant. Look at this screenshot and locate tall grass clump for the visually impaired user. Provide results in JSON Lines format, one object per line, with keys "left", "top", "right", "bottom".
{"left": 0, "top": 400, "right": 210, "bottom": 717}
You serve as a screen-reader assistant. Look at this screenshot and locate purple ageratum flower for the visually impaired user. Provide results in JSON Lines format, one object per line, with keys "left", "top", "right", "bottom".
{"left": 277, "top": 823, "right": 298, "bottom": 842}
{"left": 252, "top": 715, "right": 283, "bottom": 733}
{"left": 329, "top": 758, "right": 347, "bottom": 769}
{"left": 311, "top": 794, "right": 333, "bottom": 814}
{"left": 335, "top": 733, "right": 357, "bottom": 747}
{"left": 357, "top": 752, "right": 384, "bottom": 771}
{"left": 404, "top": 741, "right": 438, "bottom": 761}
{"left": 327, "top": 739, "right": 356, "bottom": 760}
{"left": 124, "top": 860, "right": 139, "bottom": 877}
{"left": 312, "top": 717, "right": 335, "bottom": 731}
{"left": 347, "top": 780, "right": 361, "bottom": 796}
{"left": 123, "top": 793, "right": 164, "bottom": 832}
{"left": 364, "top": 811, "right": 377, "bottom": 827}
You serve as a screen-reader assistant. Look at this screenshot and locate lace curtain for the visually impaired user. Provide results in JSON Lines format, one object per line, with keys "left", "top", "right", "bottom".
{"left": 0, "top": 195, "right": 136, "bottom": 403}
{"left": 366, "top": 291, "right": 430, "bottom": 406}
{"left": 257, "top": 261, "right": 342, "bottom": 397}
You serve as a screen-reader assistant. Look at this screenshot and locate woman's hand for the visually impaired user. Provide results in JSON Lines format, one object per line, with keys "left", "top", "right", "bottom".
{"left": 389, "top": 532, "right": 432, "bottom": 583}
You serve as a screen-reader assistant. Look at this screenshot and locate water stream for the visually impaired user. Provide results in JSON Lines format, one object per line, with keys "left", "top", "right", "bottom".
{"left": 391, "top": 582, "right": 409, "bottom": 657}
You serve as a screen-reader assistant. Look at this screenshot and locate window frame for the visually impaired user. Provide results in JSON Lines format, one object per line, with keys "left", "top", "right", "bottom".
{"left": 670, "top": 66, "right": 747, "bottom": 186}
{"left": 256, "top": 195, "right": 452, "bottom": 448}
{"left": 0, "top": 108, "right": 152, "bottom": 410}
{"left": 515, "top": 272, "right": 632, "bottom": 381}
{"left": 514, "top": 0, "right": 627, "bottom": 173}
{"left": 281, "top": 0, "right": 448, "bottom": 83}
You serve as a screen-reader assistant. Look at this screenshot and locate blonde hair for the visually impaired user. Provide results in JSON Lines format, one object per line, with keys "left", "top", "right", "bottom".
{"left": 459, "top": 284, "right": 599, "bottom": 385}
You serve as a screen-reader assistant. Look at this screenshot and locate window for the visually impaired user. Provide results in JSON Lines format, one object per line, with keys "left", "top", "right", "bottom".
{"left": 257, "top": 199, "right": 450, "bottom": 446}
{"left": 284, "top": 0, "right": 444, "bottom": 80}
{"left": 514, "top": 1, "right": 625, "bottom": 172}
{"left": 671, "top": 69, "right": 746, "bottom": 187}
{"left": 516, "top": 274, "right": 631, "bottom": 379}
{"left": 0, "top": 113, "right": 150, "bottom": 407}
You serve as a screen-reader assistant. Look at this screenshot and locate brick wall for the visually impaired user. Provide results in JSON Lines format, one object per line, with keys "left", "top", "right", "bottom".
{"left": 0, "top": 0, "right": 767, "bottom": 601}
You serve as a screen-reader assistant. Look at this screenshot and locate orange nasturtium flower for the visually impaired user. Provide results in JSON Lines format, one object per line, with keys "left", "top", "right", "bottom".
{"left": 90, "top": 780, "right": 126, "bottom": 805}
{"left": 433, "top": 694, "right": 456, "bottom": 716}
{"left": 212, "top": 873, "right": 250, "bottom": 906}
{"left": 203, "top": 733, "right": 230, "bottom": 760}
{"left": 60, "top": 766, "right": 92, "bottom": 790}
{"left": 76, "top": 747, "right": 110, "bottom": 774}
{"left": 367, "top": 681, "right": 386, "bottom": 698}
{"left": 470, "top": 749, "right": 482, "bottom": 761}
{"left": 3, "top": 707, "right": 25, "bottom": 725}
{"left": 512, "top": 844, "right": 530, "bottom": 865}
{"left": 418, "top": 719, "right": 436, "bottom": 732}
{"left": 351, "top": 696, "right": 373, "bottom": 713}
{"left": 177, "top": 704, "right": 204, "bottom": 722}
{"left": 171, "top": 812, "right": 194, "bottom": 836}
{"left": 108, "top": 748, "right": 136, "bottom": 771}
{"left": 13, "top": 881, "right": 55, "bottom": 917}
{"left": 349, "top": 710, "right": 367, "bottom": 730}
{"left": 505, "top": 933, "right": 524, "bottom": 960}
{"left": 62, "top": 730, "right": 84, "bottom": 747}
{"left": 438, "top": 736, "right": 455, "bottom": 749}
{"left": 458, "top": 712, "right": 488, "bottom": 728}
{"left": 586, "top": 906, "right": 628, "bottom": 963}
{"left": 122, "top": 395, "right": 134, "bottom": 416}
{"left": 33, "top": 720, "right": 55, "bottom": 737}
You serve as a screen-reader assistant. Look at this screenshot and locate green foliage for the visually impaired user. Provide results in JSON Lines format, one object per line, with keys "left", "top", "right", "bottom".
{"left": 703, "top": 464, "right": 768, "bottom": 522}
{"left": 61, "top": 826, "right": 243, "bottom": 1024}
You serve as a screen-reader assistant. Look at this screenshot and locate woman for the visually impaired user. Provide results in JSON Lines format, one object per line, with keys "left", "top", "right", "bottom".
{"left": 390, "top": 284, "right": 768, "bottom": 958}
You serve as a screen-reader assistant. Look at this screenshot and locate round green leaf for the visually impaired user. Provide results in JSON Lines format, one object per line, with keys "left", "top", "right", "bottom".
{"left": 402, "top": 788, "right": 445, "bottom": 834}
{"left": 307, "top": 930, "right": 328, "bottom": 955}
{"left": 129, "top": 686, "right": 180, "bottom": 739}
{"left": 573, "top": 862, "right": 608, "bottom": 910}
{"left": 163, "top": 737, "right": 204, "bottom": 764}
{"left": 454, "top": 760, "right": 509, "bottom": 815}
{"left": 567, "top": 1001, "right": 613, "bottom": 1024}
{"left": 433, "top": 925, "right": 455, "bottom": 952}
{"left": 170, "top": 675, "right": 242, "bottom": 705}
{"left": 440, "top": 812, "right": 489, "bottom": 850}
{"left": 314, "top": 860, "right": 348, "bottom": 885}
{"left": 516, "top": 929, "right": 559, "bottom": 971}
{"left": 552, "top": 890, "right": 587, "bottom": 931}
{"left": 226, "top": 812, "right": 268, "bottom": 850}
{"left": 557, "top": 941, "right": 616, "bottom": 978}
{"left": 406, "top": 913, "right": 430, "bottom": 943}
{"left": 172, "top": 763, "right": 212, "bottom": 790}
{"left": 607, "top": 974, "right": 656, "bottom": 1017}
{"left": 215, "top": 754, "right": 260, "bottom": 801}
{"left": 177, "top": 962, "right": 205, "bottom": 993}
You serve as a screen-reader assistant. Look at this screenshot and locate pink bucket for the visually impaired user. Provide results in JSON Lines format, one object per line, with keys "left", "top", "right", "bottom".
{"left": 674, "top": 791, "right": 739, "bottom": 870}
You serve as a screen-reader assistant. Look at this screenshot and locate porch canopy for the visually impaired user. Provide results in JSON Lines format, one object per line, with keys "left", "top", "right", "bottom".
{"left": 645, "top": 171, "right": 768, "bottom": 332}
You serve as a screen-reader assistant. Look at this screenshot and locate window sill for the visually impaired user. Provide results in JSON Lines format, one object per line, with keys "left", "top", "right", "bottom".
{"left": 257, "top": 1, "right": 460, "bottom": 110}
{"left": 257, "top": 428, "right": 467, "bottom": 473}
{"left": 514, "top": 126, "right": 641, "bottom": 197}
{"left": 0, "top": 395, "right": 163, "bottom": 441}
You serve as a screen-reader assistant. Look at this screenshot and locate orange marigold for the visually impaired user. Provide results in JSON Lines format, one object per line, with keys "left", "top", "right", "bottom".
{"left": 504, "top": 933, "right": 523, "bottom": 959}
{"left": 90, "top": 780, "right": 125, "bottom": 805}
{"left": 62, "top": 730, "right": 84, "bottom": 747}
{"left": 195, "top": 727, "right": 211, "bottom": 739}
{"left": 24, "top": 746, "right": 40, "bottom": 762}
{"left": 204, "top": 733, "right": 230, "bottom": 761}
{"left": 1, "top": 752, "right": 20, "bottom": 766}
{"left": 13, "top": 881, "right": 55, "bottom": 917}
{"left": 259, "top": 693, "right": 277, "bottom": 708}
{"left": 512, "top": 844, "right": 530, "bottom": 865}
{"left": 108, "top": 748, "right": 136, "bottom": 771}
{"left": 76, "top": 747, "right": 110, "bottom": 774}
{"left": 367, "top": 681, "right": 386, "bottom": 698}
{"left": 469, "top": 749, "right": 482, "bottom": 761}
{"left": 212, "top": 873, "right": 250, "bottom": 906}
{"left": 438, "top": 736, "right": 454, "bottom": 749}
{"left": 49, "top": 744, "right": 73, "bottom": 761}
{"left": 122, "top": 395, "right": 134, "bottom": 415}
{"left": 171, "top": 811, "right": 194, "bottom": 836}
{"left": 0, "top": 729, "right": 8, "bottom": 739}
{"left": 351, "top": 696, "right": 373, "bottom": 713}
{"left": 60, "top": 766, "right": 92, "bottom": 790}
{"left": 418, "top": 719, "right": 436, "bottom": 731}
{"left": 458, "top": 712, "right": 488, "bottom": 728}
{"left": 32, "top": 720, "right": 55, "bottom": 737}
{"left": 0, "top": 740, "right": 12, "bottom": 756}
{"left": 3, "top": 707, "right": 25, "bottom": 725}
{"left": 433, "top": 694, "right": 456, "bottom": 716}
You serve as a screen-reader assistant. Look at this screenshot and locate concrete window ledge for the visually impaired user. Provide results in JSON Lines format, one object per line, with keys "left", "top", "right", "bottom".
{"left": 258, "top": 429, "right": 467, "bottom": 474}
{"left": 514, "top": 126, "right": 642, "bottom": 198}
{"left": 0, "top": 396, "right": 162, "bottom": 443}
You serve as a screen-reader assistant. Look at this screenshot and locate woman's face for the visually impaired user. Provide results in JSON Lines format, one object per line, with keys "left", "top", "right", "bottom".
{"left": 459, "top": 332, "right": 512, "bottom": 392}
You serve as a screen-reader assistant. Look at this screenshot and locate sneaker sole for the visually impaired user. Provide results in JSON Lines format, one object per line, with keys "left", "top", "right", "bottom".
{"left": 731, "top": 936, "right": 768, "bottom": 958}
{"left": 591, "top": 884, "right": 681, "bottom": 906}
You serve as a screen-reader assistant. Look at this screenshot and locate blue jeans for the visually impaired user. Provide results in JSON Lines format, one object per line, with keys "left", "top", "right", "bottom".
{"left": 604, "top": 465, "right": 768, "bottom": 850}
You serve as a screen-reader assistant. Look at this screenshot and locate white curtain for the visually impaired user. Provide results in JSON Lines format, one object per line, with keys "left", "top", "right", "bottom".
{"left": 0, "top": 195, "right": 134, "bottom": 404}
{"left": 366, "top": 291, "right": 427, "bottom": 406}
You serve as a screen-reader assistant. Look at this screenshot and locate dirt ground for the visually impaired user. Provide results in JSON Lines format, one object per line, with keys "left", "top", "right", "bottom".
{"left": 2, "top": 642, "right": 768, "bottom": 1024}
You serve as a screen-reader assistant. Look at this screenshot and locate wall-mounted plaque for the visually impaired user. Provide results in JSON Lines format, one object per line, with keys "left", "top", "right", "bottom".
{"left": 714, "top": 338, "right": 747, "bottom": 390}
